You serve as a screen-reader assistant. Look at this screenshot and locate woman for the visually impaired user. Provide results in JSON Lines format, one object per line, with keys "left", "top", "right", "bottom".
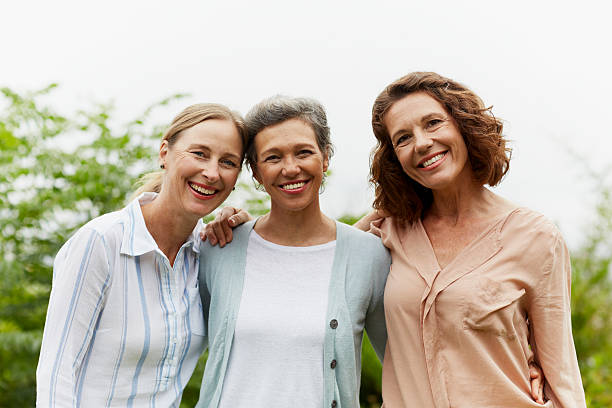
{"left": 358, "top": 71, "right": 586, "bottom": 407}
{"left": 196, "top": 96, "right": 391, "bottom": 408}
{"left": 36, "top": 103, "right": 247, "bottom": 407}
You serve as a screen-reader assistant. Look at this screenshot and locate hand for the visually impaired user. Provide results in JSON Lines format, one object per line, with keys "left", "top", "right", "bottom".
{"left": 529, "top": 361, "right": 545, "bottom": 404}
{"left": 200, "top": 206, "right": 252, "bottom": 247}
{"left": 353, "top": 209, "right": 388, "bottom": 232}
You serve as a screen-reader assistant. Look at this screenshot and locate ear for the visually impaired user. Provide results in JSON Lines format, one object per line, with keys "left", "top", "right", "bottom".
{"left": 322, "top": 150, "right": 330, "bottom": 173}
{"left": 159, "top": 140, "right": 169, "bottom": 169}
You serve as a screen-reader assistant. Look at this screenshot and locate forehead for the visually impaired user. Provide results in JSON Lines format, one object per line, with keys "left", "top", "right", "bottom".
{"left": 175, "top": 119, "right": 243, "bottom": 153}
{"left": 384, "top": 92, "right": 448, "bottom": 133}
{"left": 255, "top": 118, "right": 317, "bottom": 150}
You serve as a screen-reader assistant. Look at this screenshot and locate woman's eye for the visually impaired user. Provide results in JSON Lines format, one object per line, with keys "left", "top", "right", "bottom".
{"left": 297, "top": 150, "right": 313, "bottom": 158}
{"left": 395, "top": 134, "right": 411, "bottom": 146}
{"left": 192, "top": 151, "right": 206, "bottom": 158}
{"left": 426, "top": 119, "right": 443, "bottom": 129}
{"left": 220, "top": 159, "right": 238, "bottom": 168}
{"left": 263, "top": 155, "right": 280, "bottom": 162}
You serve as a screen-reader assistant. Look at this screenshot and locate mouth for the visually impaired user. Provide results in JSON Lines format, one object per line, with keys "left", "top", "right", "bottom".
{"left": 278, "top": 179, "right": 310, "bottom": 194}
{"left": 188, "top": 181, "right": 218, "bottom": 199}
{"left": 418, "top": 151, "right": 447, "bottom": 169}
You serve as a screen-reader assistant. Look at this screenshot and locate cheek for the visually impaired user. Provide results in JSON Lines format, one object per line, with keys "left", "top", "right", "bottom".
{"left": 395, "top": 150, "right": 413, "bottom": 174}
{"left": 223, "top": 169, "right": 241, "bottom": 185}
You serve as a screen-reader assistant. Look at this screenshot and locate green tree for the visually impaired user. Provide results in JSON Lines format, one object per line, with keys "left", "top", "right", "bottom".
{"left": 570, "top": 187, "right": 612, "bottom": 407}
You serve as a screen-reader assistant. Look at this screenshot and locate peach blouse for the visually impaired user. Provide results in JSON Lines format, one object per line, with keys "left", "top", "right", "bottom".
{"left": 374, "top": 208, "right": 586, "bottom": 408}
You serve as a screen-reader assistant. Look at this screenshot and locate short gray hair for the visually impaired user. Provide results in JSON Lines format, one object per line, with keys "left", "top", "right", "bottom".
{"left": 244, "top": 95, "right": 335, "bottom": 171}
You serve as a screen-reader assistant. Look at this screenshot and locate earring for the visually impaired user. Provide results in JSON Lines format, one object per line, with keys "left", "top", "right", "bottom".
{"left": 160, "top": 164, "right": 165, "bottom": 169}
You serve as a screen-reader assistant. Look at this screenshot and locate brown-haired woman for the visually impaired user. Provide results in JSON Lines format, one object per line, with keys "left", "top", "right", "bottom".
{"left": 356, "top": 71, "right": 586, "bottom": 407}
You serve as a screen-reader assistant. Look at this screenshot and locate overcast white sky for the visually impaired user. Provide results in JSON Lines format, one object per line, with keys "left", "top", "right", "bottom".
{"left": 2, "top": 0, "right": 611, "bottom": 248}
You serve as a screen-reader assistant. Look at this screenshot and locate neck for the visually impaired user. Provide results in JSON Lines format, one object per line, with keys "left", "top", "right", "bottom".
{"left": 140, "top": 193, "right": 199, "bottom": 266}
{"left": 255, "top": 199, "right": 335, "bottom": 246}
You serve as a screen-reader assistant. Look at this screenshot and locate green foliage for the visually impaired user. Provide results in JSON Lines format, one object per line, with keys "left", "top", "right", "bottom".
{"left": 570, "top": 188, "right": 612, "bottom": 407}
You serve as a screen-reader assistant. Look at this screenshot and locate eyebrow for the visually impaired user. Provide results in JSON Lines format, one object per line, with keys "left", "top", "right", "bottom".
{"left": 187, "top": 144, "right": 241, "bottom": 160}
{"left": 389, "top": 112, "right": 446, "bottom": 141}
{"left": 259, "top": 142, "right": 318, "bottom": 157}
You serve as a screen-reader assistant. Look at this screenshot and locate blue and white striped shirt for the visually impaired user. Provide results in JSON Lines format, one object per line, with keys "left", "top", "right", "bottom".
{"left": 37, "top": 193, "right": 206, "bottom": 407}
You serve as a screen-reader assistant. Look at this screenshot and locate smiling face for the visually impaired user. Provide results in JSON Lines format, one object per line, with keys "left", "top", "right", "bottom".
{"left": 384, "top": 92, "right": 472, "bottom": 192}
{"left": 159, "top": 119, "right": 243, "bottom": 219}
{"left": 253, "top": 118, "right": 329, "bottom": 214}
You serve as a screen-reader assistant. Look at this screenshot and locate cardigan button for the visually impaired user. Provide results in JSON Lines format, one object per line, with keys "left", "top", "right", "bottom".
{"left": 330, "top": 319, "right": 338, "bottom": 329}
{"left": 331, "top": 400, "right": 337, "bottom": 407}
{"left": 330, "top": 359, "right": 337, "bottom": 369}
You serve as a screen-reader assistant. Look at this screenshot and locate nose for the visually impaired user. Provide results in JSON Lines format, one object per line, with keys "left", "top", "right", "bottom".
{"left": 414, "top": 130, "right": 433, "bottom": 153}
{"left": 201, "top": 161, "right": 220, "bottom": 183}
{"left": 281, "top": 156, "right": 300, "bottom": 178}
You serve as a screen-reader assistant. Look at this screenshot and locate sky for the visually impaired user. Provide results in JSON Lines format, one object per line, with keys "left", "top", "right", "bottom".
{"left": 2, "top": 0, "right": 611, "bottom": 248}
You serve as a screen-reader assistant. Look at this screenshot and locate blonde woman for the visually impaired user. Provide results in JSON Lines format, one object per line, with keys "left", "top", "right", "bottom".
{"left": 36, "top": 104, "right": 247, "bottom": 407}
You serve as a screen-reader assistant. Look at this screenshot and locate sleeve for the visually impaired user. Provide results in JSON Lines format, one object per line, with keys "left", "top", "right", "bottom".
{"left": 528, "top": 233, "right": 587, "bottom": 407}
{"left": 364, "top": 245, "right": 391, "bottom": 362}
{"left": 36, "top": 228, "right": 111, "bottom": 407}
{"left": 197, "top": 247, "right": 210, "bottom": 350}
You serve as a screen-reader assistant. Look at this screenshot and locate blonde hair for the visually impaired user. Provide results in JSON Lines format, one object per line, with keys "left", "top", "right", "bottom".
{"left": 130, "top": 103, "right": 247, "bottom": 201}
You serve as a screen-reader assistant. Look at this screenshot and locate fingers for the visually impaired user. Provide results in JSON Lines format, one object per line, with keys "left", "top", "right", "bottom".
{"left": 529, "top": 363, "right": 545, "bottom": 404}
{"left": 354, "top": 209, "right": 385, "bottom": 232}
{"left": 228, "top": 208, "right": 252, "bottom": 227}
{"left": 203, "top": 206, "right": 252, "bottom": 247}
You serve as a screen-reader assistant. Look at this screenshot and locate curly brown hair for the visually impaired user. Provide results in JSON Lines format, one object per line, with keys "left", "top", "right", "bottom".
{"left": 370, "top": 72, "right": 511, "bottom": 224}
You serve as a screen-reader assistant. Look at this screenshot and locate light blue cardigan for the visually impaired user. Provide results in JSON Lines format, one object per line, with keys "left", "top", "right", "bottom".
{"left": 196, "top": 220, "right": 391, "bottom": 408}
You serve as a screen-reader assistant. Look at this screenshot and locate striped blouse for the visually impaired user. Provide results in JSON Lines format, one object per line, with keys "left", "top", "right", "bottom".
{"left": 37, "top": 193, "right": 206, "bottom": 407}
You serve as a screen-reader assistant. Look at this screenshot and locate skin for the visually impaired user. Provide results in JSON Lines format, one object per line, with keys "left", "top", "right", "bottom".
{"left": 385, "top": 92, "right": 516, "bottom": 268}
{"left": 141, "top": 118, "right": 243, "bottom": 265}
{"left": 251, "top": 118, "right": 335, "bottom": 246}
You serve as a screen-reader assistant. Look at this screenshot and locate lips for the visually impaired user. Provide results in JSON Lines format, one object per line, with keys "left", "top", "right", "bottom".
{"left": 418, "top": 151, "right": 447, "bottom": 169}
{"left": 278, "top": 179, "right": 310, "bottom": 194}
{"left": 188, "top": 181, "right": 218, "bottom": 199}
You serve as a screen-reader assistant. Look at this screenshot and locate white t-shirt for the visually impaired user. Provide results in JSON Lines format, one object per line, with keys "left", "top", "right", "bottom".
{"left": 218, "top": 230, "right": 336, "bottom": 408}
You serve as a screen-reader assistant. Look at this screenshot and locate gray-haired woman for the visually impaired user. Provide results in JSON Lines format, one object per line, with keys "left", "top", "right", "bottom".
{"left": 195, "top": 96, "right": 390, "bottom": 408}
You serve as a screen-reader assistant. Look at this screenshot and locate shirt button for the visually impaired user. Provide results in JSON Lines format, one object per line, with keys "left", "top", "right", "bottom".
{"left": 330, "top": 359, "right": 337, "bottom": 369}
{"left": 331, "top": 400, "right": 337, "bottom": 407}
{"left": 329, "top": 319, "right": 338, "bottom": 329}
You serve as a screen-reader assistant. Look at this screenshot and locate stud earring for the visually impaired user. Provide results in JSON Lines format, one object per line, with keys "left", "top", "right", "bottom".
{"left": 160, "top": 164, "right": 165, "bottom": 169}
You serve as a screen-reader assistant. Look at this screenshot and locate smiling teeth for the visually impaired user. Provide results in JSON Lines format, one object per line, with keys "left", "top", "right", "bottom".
{"left": 189, "top": 183, "right": 215, "bottom": 195}
{"left": 422, "top": 153, "right": 445, "bottom": 167}
{"left": 281, "top": 182, "right": 305, "bottom": 190}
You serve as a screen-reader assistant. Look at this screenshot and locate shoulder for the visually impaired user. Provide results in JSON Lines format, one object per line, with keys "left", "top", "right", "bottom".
{"left": 199, "top": 221, "right": 253, "bottom": 263}
{"left": 63, "top": 208, "right": 127, "bottom": 251}
{"left": 337, "top": 222, "right": 390, "bottom": 264}
{"left": 501, "top": 207, "right": 563, "bottom": 241}
{"left": 499, "top": 207, "right": 567, "bottom": 263}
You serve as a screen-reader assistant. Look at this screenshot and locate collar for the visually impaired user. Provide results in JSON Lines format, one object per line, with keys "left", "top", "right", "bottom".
{"left": 119, "top": 192, "right": 204, "bottom": 256}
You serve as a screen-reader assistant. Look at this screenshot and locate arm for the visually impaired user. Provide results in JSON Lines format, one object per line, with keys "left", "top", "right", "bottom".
{"left": 201, "top": 206, "right": 252, "bottom": 247}
{"left": 528, "top": 233, "right": 586, "bottom": 407}
{"left": 353, "top": 210, "right": 385, "bottom": 233}
{"left": 36, "top": 228, "right": 111, "bottom": 407}
{"left": 364, "top": 247, "right": 391, "bottom": 362}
